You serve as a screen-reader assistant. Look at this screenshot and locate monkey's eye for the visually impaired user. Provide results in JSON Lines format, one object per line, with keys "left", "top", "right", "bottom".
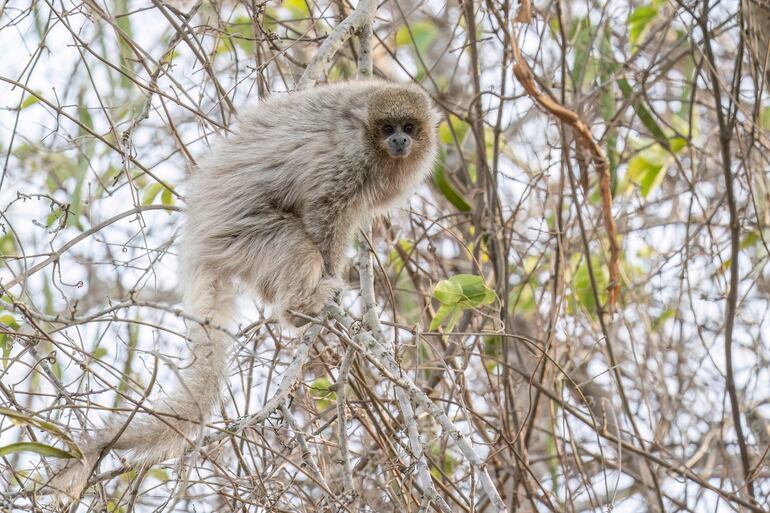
{"left": 382, "top": 124, "right": 395, "bottom": 135}
{"left": 403, "top": 123, "right": 414, "bottom": 134}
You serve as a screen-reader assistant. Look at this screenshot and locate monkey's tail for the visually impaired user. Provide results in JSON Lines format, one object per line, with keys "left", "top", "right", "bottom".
{"left": 49, "top": 273, "right": 237, "bottom": 503}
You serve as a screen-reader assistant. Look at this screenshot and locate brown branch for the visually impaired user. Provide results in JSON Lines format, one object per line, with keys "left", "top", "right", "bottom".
{"left": 700, "top": 0, "right": 756, "bottom": 503}
{"left": 509, "top": 31, "right": 621, "bottom": 312}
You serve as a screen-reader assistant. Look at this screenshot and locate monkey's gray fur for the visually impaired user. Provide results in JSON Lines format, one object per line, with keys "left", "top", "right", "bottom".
{"left": 49, "top": 80, "right": 437, "bottom": 502}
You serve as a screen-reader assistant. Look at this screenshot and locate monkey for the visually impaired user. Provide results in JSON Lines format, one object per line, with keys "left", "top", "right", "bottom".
{"left": 48, "top": 80, "right": 438, "bottom": 501}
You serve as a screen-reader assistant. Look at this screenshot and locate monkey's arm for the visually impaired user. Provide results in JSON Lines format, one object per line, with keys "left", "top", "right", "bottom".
{"left": 298, "top": 202, "right": 362, "bottom": 278}
{"left": 224, "top": 207, "right": 340, "bottom": 322}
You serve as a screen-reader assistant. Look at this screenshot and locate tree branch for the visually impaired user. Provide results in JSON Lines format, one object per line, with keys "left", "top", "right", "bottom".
{"left": 298, "top": 0, "right": 378, "bottom": 89}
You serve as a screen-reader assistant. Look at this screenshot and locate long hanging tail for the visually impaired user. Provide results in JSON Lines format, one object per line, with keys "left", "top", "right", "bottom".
{"left": 49, "top": 273, "right": 236, "bottom": 502}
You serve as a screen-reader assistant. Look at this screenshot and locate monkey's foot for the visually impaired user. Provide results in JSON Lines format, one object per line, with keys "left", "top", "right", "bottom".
{"left": 290, "top": 313, "right": 313, "bottom": 328}
{"left": 286, "top": 278, "right": 345, "bottom": 327}
{"left": 318, "top": 276, "right": 345, "bottom": 301}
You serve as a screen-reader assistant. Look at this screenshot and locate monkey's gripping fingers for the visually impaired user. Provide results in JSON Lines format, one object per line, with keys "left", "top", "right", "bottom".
{"left": 319, "top": 276, "right": 345, "bottom": 304}
{"left": 287, "top": 277, "right": 345, "bottom": 328}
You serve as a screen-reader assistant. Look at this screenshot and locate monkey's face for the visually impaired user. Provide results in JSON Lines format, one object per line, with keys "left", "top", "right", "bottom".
{"left": 376, "top": 119, "right": 419, "bottom": 159}
{"left": 367, "top": 85, "right": 436, "bottom": 162}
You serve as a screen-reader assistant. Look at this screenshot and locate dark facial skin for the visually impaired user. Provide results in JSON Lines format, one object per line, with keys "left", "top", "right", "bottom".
{"left": 378, "top": 119, "right": 418, "bottom": 158}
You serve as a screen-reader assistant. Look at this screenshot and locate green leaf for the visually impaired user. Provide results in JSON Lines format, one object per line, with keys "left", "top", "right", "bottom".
{"left": 388, "top": 240, "right": 414, "bottom": 273}
{"left": 0, "top": 442, "right": 77, "bottom": 459}
{"left": 141, "top": 182, "right": 164, "bottom": 206}
{"left": 509, "top": 282, "right": 536, "bottom": 313}
{"left": 668, "top": 115, "right": 694, "bottom": 151}
{"left": 571, "top": 17, "right": 593, "bottom": 90}
{"left": 0, "top": 407, "right": 82, "bottom": 458}
{"left": 639, "top": 163, "right": 664, "bottom": 198}
{"left": 428, "top": 441, "right": 459, "bottom": 476}
{"left": 119, "top": 469, "right": 138, "bottom": 481}
{"left": 740, "top": 231, "right": 760, "bottom": 250}
{"left": 679, "top": 53, "right": 696, "bottom": 113}
{"left": 0, "top": 334, "right": 10, "bottom": 369}
{"left": 226, "top": 15, "right": 256, "bottom": 53}
{"left": 114, "top": 0, "right": 135, "bottom": 89}
{"left": 670, "top": 136, "right": 688, "bottom": 152}
{"left": 0, "top": 314, "right": 18, "bottom": 329}
{"left": 161, "top": 187, "right": 174, "bottom": 207}
{"left": 617, "top": 78, "right": 668, "bottom": 146}
{"left": 627, "top": 155, "right": 663, "bottom": 198}
{"left": 438, "top": 115, "right": 470, "bottom": 145}
{"left": 628, "top": 4, "right": 659, "bottom": 46}
{"left": 309, "top": 376, "right": 335, "bottom": 411}
{"left": 483, "top": 336, "right": 501, "bottom": 357}
{"left": 0, "top": 314, "right": 18, "bottom": 369}
{"left": 148, "top": 468, "right": 170, "bottom": 481}
{"left": 433, "top": 160, "right": 471, "bottom": 212}
{"left": 310, "top": 376, "right": 332, "bottom": 394}
{"left": 431, "top": 274, "right": 496, "bottom": 330}
{"left": 430, "top": 303, "right": 461, "bottom": 331}
{"left": 599, "top": 83, "right": 616, "bottom": 124}
{"left": 92, "top": 347, "right": 108, "bottom": 359}
{"left": 653, "top": 308, "right": 676, "bottom": 330}
{"left": 0, "top": 232, "right": 16, "bottom": 255}
{"left": 435, "top": 178, "right": 471, "bottom": 211}
{"left": 761, "top": 107, "right": 770, "bottom": 131}
{"left": 396, "top": 20, "right": 437, "bottom": 57}
{"left": 263, "top": 7, "right": 279, "bottom": 33}
{"left": 283, "top": 0, "right": 308, "bottom": 18}
{"left": 449, "top": 274, "right": 496, "bottom": 306}
{"left": 547, "top": 18, "right": 561, "bottom": 40}
{"left": 433, "top": 279, "right": 464, "bottom": 305}
{"left": 107, "top": 499, "right": 127, "bottom": 513}
{"left": 572, "top": 256, "right": 607, "bottom": 315}
{"left": 627, "top": 143, "right": 668, "bottom": 197}
{"left": 21, "top": 95, "right": 40, "bottom": 109}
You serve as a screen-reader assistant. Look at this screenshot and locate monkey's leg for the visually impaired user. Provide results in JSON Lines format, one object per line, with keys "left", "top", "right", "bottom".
{"left": 252, "top": 217, "right": 343, "bottom": 326}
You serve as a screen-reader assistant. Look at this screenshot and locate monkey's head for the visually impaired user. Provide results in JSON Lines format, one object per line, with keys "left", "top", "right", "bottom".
{"left": 366, "top": 86, "right": 435, "bottom": 161}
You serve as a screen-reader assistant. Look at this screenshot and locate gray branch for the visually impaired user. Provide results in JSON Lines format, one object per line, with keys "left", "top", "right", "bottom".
{"left": 298, "top": 0, "right": 378, "bottom": 89}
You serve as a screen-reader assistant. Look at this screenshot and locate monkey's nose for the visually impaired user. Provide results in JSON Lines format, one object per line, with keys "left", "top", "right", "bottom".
{"left": 388, "top": 135, "right": 411, "bottom": 155}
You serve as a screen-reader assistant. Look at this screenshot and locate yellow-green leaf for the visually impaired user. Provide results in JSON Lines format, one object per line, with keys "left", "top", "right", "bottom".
{"left": 283, "top": 0, "right": 308, "bottom": 18}
{"left": 396, "top": 21, "right": 437, "bottom": 55}
{"left": 0, "top": 407, "right": 82, "bottom": 458}
{"left": 628, "top": 4, "right": 659, "bottom": 46}
{"left": 21, "top": 95, "right": 40, "bottom": 109}
{"left": 433, "top": 279, "right": 464, "bottom": 305}
{"left": 438, "top": 115, "right": 470, "bottom": 145}
{"left": 448, "top": 274, "right": 496, "bottom": 306}
{"left": 431, "top": 274, "right": 496, "bottom": 330}
{"left": 572, "top": 257, "right": 607, "bottom": 315}
{"left": 430, "top": 303, "right": 461, "bottom": 331}
{"left": 141, "top": 182, "right": 165, "bottom": 205}
{"left": 0, "top": 442, "right": 77, "bottom": 459}
{"left": 161, "top": 187, "right": 174, "bottom": 207}
{"left": 433, "top": 160, "right": 471, "bottom": 212}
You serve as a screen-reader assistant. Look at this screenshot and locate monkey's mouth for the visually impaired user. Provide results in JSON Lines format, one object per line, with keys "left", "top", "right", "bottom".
{"left": 388, "top": 148, "right": 412, "bottom": 159}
